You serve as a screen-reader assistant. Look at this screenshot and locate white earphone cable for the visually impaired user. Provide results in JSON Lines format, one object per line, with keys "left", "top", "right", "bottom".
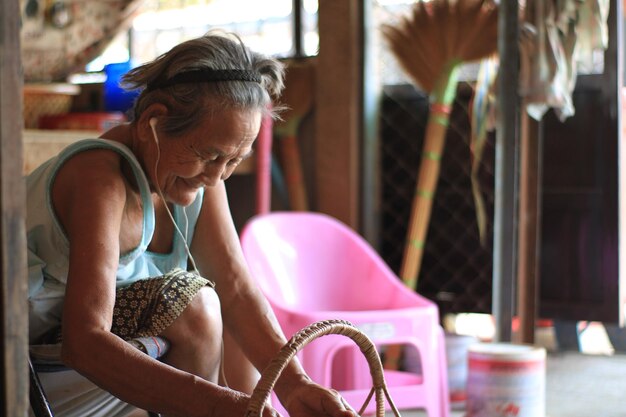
{"left": 150, "top": 122, "right": 199, "bottom": 273}
{"left": 149, "top": 120, "right": 229, "bottom": 388}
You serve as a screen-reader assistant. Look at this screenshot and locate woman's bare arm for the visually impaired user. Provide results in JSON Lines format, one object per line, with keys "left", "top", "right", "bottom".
{"left": 53, "top": 151, "right": 249, "bottom": 417}
{"left": 190, "top": 182, "right": 311, "bottom": 401}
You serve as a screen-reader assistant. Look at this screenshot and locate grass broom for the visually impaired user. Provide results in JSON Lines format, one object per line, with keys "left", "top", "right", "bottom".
{"left": 381, "top": 0, "right": 499, "bottom": 289}
{"left": 380, "top": 0, "right": 498, "bottom": 370}
{"left": 274, "top": 59, "right": 316, "bottom": 211}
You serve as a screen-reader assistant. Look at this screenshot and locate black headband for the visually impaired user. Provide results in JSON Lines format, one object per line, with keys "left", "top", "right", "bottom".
{"left": 147, "top": 69, "right": 262, "bottom": 91}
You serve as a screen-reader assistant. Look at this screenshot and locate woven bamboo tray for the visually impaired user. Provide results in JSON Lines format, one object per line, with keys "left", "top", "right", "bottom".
{"left": 245, "top": 319, "right": 401, "bottom": 417}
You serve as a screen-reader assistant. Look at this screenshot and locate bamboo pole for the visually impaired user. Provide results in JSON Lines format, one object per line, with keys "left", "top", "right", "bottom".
{"left": 515, "top": 108, "right": 541, "bottom": 344}
{"left": 399, "top": 63, "right": 460, "bottom": 287}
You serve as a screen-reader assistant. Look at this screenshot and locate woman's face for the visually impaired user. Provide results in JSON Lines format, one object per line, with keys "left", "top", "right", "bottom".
{"left": 150, "top": 107, "right": 261, "bottom": 206}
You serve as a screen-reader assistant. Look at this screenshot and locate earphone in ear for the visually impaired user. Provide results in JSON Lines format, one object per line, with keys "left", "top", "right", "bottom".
{"left": 149, "top": 117, "right": 159, "bottom": 144}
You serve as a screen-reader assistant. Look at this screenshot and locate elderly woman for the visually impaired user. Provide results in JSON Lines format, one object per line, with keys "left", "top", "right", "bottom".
{"left": 27, "top": 31, "right": 356, "bottom": 417}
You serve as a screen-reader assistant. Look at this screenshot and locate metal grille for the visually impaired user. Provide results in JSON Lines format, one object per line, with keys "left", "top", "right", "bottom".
{"left": 372, "top": 1, "right": 497, "bottom": 316}
{"left": 378, "top": 84, "right": 496, "bottom": 316}
{"left": 372, "top": 0, "right": 608, "bottom": 317}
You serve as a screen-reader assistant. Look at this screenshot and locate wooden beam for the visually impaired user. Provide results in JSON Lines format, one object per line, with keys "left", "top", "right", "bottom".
{"left": 316, "top": 0, "right": 362, "bottom": 228}
{"left": 493, "top": 0, "right": 520, "bottom": 343}
{"left": 361, "top": 0, "right": 382, "bottom": 246}
{"left": 0, "top": 0, "right": 28, "bottom": 415}
{"left": 516, "top": 111, "right": 541, "bottom": 344}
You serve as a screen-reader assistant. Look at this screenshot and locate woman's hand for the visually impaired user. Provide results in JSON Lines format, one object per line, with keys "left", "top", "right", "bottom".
{"left": 281, "top": 379, "right": 358, "bottom": 417}
{"left": 209, "top": 387, "right": 286, "bottom": 417}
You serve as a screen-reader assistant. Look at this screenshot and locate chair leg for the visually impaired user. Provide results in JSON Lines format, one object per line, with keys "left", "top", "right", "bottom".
{"left": 604, "top": 323, "right": 626, "bottom": 353}
{"left": 29, "top": 359, "right": 55, "bottom": 417}
{"left": 553, "top": 320, "right": 581, "bottom": 351}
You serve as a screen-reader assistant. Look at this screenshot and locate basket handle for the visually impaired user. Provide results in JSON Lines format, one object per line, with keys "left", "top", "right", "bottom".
{"left": 245, "top": 320, "right": 401, "bottom": 417}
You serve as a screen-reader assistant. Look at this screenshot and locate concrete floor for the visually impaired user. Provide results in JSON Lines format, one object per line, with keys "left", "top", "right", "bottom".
{"left": 374, "top": 323, "right": 626, "bottom": 417}
{"left": 544, "top": 352, "right": 626, "bottom": 417}
{"left": 379, "top": 352, "right": 626, "bottom": 416}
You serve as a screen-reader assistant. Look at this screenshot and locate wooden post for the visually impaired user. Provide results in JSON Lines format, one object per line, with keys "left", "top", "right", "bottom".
{"left": 0, "top": 0, "right": 29, "bottom": 415}
{"left": 516, "top": 110, "right": 541, "bottom": 344}
{"left": 316, "top": 0, "right": 362, "bottom": 229}
{"left": 493, "top": 0, "right": 520, "bottom": 343}
{"left": 361, "top": 0, "right": 382, "bottom": 246}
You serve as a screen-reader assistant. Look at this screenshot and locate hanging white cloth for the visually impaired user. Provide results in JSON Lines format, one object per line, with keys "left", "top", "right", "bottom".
{"left": 519, "top": 0, "right": 610, "bottom": 121}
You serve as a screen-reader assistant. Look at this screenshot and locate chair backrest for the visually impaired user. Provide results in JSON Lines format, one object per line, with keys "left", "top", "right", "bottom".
{"left": 240, "top": 212, "right": 432, "bottom": 312}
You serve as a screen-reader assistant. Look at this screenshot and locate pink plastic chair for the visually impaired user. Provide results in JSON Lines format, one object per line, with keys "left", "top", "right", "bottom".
{"left": 240, "top": 212, "right": 450, "bottom": 417}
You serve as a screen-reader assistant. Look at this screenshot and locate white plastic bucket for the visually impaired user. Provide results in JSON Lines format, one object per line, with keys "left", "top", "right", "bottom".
{"left": 466, "top": 343, "right": 546, "bottom": 417}
{"left": 445, "top": 333, "right": 478, "bottom": 408}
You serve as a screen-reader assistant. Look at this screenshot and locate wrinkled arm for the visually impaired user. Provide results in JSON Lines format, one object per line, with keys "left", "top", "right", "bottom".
{"left": 190, "top": 182, "right": 355, "bottom": 416}
{"left": 54, "top": 154, "right": 247, "bottom": 417}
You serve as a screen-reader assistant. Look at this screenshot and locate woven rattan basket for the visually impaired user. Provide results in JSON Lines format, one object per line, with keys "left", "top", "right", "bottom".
{"left": 245, "top": 320, "right": 401, "bottom": 417}
{"left": 23, "top": 83, "right": 80, "bottom": 129}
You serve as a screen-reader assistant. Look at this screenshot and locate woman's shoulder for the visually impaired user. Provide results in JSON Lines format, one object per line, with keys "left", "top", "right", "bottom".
{"left": 53, "top": 142, "right": 131, "bottom": 207}
{"left": 56, "top": 136, "right": 148, "bottom": 201}
{"left": 58, "top": 137, "right": 136, "bottom": 167}
{"left": 58, "top": 139, "right": 128, "bottom": 179}
{"left": 54, "top": 133, "right": 143, "bottom": 184}
{"left": 49, "top": 139, "right": 145, "bottom": 235}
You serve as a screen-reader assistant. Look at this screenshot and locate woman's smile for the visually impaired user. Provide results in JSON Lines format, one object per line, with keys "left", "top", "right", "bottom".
{"left": 182, "top": 176, "right": 205, "bottom": 191}
{"left": 150, "top": 108, "right": 261, "bottom": 206}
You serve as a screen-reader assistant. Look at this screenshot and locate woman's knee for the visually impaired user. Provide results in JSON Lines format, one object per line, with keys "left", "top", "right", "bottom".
{"left": 160, "top": 287, "right": 223, "bottom": 379}
{"left": 163, "top": 286, "right": 222, "bottom": 344}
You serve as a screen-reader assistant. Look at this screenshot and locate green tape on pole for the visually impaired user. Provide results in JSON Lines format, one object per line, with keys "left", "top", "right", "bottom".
{"left": 416, "top": 189, "right": 433, "bottom": 199}
{"left": 409, "top": 238, "right": 425, "bottom": 249}
{"left": 422, "top": 151, "right": 441, "bottom": 161}
{"left": 403, "top": 277, "right": 417, "bottom": 288}
{"left": 432, "top": 114, "right": 449, "bottom": 126}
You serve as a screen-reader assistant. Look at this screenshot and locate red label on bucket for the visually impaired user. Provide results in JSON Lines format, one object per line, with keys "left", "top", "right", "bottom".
{"left": 469, "top": 357, "right": 544, "bottom": 373}
{"left": 466, "top": 344, "right": 546, "bottom": 417}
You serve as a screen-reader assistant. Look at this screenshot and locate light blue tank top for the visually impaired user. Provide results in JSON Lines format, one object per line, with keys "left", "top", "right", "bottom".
{"left": 26, "top": 138, "right": 204, "bottom": 343}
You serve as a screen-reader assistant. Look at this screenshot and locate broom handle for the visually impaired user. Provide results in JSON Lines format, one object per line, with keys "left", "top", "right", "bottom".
{"left": 277, "top": 117, "right": 309, "bottom": 211}
{"left": 384, "top": 65, "right": 459, "bottom": 372}
{"left": 399, "top": 117, "right": 449, "bottom": 287}
{"left": 383, "top": 115, "right": 450, "bottom": 371}
{"left": 400, "top": 63, "right": 460, "bottom": 289}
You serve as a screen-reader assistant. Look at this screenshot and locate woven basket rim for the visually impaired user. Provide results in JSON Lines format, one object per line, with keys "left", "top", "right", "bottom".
{"left": 24, "top": 83, "right": 80, "bottom": 96}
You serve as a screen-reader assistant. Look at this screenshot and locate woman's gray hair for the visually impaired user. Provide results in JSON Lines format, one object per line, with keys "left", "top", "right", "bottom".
{"left": 122, "top": 30, "right": 285, "bottom": 136}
